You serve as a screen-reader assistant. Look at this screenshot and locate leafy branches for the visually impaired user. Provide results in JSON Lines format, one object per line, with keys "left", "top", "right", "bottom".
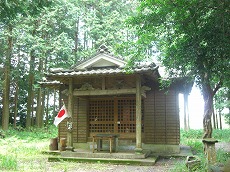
{"left": 130, "top": 0, "right": 230, "bottom": 137}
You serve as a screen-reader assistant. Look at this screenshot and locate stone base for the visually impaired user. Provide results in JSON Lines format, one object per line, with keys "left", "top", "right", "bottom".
{"left": 74, "top": 143, "right": 180, "bottom": 154}
{"left": 143, "top": 144, "right": 180, "bottom": 154}
{"left": 134, "top": 147, "right": 143, "bottom": 154}
{"left": 66, "top": 146, "right": 74, "bottom": 152}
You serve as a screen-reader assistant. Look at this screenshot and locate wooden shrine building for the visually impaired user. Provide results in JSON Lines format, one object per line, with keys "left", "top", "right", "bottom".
{"left": 41, "top": 46, "right": 191, "bottom": 153}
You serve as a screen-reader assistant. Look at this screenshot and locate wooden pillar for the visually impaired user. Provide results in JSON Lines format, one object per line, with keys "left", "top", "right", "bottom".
{"left": 135, "top": 74, "right": 142, "bottom": 153}
{"left": 67, "top": 78, "right": 74, "bottom": 148}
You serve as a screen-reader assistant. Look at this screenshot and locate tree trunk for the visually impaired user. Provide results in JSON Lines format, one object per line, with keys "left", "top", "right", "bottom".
{"left": 202, "top": 85, "right": 214, "bottom": 138}
{"left": 26, "top": 50, "right": 35, "bottom": 128}
{"left": 52, "top": 89, "right": 57, "bottom": 122}
{"left": 212, "top": 109, "right": 216, "bottom": 129}
{"left": 31, "top": 90, "right": 35, "bottom": 127}
{"left": 36, "top": 87, "right": 44, "bottom": 127}
{"left": 13, "top": 45, "right": 21, "bottom": 128}
{"left": 41, "top": 88, "right": 45, "bottom": 127}
{"left": 219, "top": 109, "right": 222, "bottom": 129}
{"left": 215, "top": 109, "right": 218, "bottom": 129}
{"left": 14, "top": 80, "right": 19, "bottom": 128}
{"left": 45, "top": 90, "right": 50, "bottom": 126}
{"left": 2, "top": 25, "right": 12, "bottom": 130}
{"left": 74, "top": 17, "right": 80, "bottom": 63}
{"left": 36, "top": 55, "right": 44, "bottom": 128}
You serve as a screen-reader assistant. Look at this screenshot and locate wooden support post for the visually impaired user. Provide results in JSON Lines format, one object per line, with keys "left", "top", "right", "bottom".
{"left": 102, "top": 77, "right": 106, "bottom": 90}
{"left": 67, "top": 78, "right": 74, "bottom": 149}
{"left": 135, "top": 74, "right": 142, "bottom": 153}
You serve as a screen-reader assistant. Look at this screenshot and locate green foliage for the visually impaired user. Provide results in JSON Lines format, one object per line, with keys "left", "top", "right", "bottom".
{"left": 172, "top": 155, "right": 208, "bottom": 172}
{"left": 183, "top": 139, "right": 204, "bottom": 155}
{"left": 1, "top": 125, "right": 58, "bottom": 142}
{"left": 0, "top": 0, "right": 140, "bottom": 128}
{"left": 212, "top": 129, "right": 230, "bottom": 142}
{"left": 130, "top": 0, "right": 230, "bottom": 85}
{"left": 216, "top": 149, "right": 230, "bottom": 164}
{"left": 177, "top": 129, "right": 230, "bottom": 171}
{"left": 129, "top": 1, "right": 230, "bottom": 137}
{"left": 224, "top": 113, "right": 230, "bottom": 126}
{"left": 181, "top": 129, "right": 203, "bottom": 140}
{"left": 181, "top": 129, "right": 230, "bottom": 142}
{"left": 214, "top": 88, "right": 230, "bottom": 125}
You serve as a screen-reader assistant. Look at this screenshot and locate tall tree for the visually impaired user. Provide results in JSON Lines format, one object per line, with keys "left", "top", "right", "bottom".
{"left": 130, "top": 0, "right": 230, "bottom": 138}
{"left": 0, "top": 0, "right": 27, "bottom": 130}
{"left": 2, "top": 25, "right": 12, "bottom": 130}
{"left": 0, "top": 0, "right": 140, "bottom": 128}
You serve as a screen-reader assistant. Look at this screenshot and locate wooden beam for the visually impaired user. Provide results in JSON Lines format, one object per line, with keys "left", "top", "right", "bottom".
{"left": 68, "top": 78, "right": 73, "bottom": 117}
{"left": 102, "top": 77, "right": 106, "bottom": 90}
{"left": 73, "top": 88, "right": 136, "bottom": 96}
{"left": 73, "top": 87, "right": 151, "bottom": 96}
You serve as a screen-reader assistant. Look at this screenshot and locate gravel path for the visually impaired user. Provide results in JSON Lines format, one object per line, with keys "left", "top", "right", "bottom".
{"left": 216, "top": 142, "right": 230, "bottom": 153}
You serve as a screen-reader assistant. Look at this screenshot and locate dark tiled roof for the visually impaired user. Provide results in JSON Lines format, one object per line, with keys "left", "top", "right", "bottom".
{"left": 47, "top": 62, "right": 158, "bottom": 77}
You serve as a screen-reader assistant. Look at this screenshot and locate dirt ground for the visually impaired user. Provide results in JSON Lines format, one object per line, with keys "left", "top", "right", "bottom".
{"left": 45, "top": 142, "right": 230, "bottom": 172}
{"left": 46, "top": 157, "right": 185, "bottom": 172}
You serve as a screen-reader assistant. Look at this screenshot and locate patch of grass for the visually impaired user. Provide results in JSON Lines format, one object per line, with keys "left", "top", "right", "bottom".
{"left": 1, "top": 125, "right": 58, "bottom": 142}
{"left": 0, "top": 154, "right": 18, "bottom": 171}
{"left": 181, "top": 129, "right": 230, "bottom": 142}
{"left": 186, "top": 140, "right": 203, "bottom": 154}
{"left": 178, "top": 129, "right": 230, "bottom": 171}
{"left": 181, "top": 129, "right": 203, "bottom": 140}
{"left": 0, "top": 126, "right": 228, "bottom": 171}
{"left": 0, "top": 126, "right": 58, "bottom": 171}
{"left": 216, "top": 149, "right": 230, "bottom": 164}
{"left": 213, "top": 129, "right": 230, "bottom": 142}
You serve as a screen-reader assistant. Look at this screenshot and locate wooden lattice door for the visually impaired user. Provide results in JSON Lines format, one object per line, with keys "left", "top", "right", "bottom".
{"left": 117, "top": 98, "right": 136, "bottom": 133}
{"left": 89, "top": 98, "right": 115, "bottom": 133}
{"left": 89, "top": 97, "right": 139, "bottom": 137}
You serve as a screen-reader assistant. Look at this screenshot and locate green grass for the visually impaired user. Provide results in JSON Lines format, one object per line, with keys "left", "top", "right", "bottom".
{"left": 180, "top": 129, "right": 230, "bottom": 142}
{"left": 0, "top": 154, "right": 18, "bottom": 170}
{"left": 0, "top": 126, "right": 58, "bottom": 171}
{"left": 0, "top": 127, "right": 229, "bottom": 171}
{"left": 177, "top": 129, "right": 230, "bottom": 171}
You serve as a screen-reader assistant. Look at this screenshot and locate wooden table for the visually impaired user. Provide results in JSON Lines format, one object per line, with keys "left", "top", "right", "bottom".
{"left": 92, "top": 134, "right": 119, "bottom": 153}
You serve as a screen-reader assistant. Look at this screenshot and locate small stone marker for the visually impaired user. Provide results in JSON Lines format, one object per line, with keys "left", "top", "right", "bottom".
{"left": 202, "top": 138, "right": 218, "bottom": 164}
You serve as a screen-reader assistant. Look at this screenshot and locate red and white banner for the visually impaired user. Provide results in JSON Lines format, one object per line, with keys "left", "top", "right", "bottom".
{"left": 54, "top": 105, "right": 68, "bottom": 126}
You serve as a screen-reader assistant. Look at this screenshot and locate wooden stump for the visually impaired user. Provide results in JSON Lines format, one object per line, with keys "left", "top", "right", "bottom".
{"left": 60, "top": 138, "right": 67, "bottom": 151}
{"left": 49, "top": 137, "right": 58, "bottom": 150}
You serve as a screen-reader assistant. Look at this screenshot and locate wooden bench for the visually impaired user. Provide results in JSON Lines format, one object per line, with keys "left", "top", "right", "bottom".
{"left": 92, "top": 134, "right": 119, "bottom": 153}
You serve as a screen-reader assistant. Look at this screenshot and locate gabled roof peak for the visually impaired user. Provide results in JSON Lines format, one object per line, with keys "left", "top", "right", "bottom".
{"left": 98, "top": 44, "right": 110, "bottom": 53}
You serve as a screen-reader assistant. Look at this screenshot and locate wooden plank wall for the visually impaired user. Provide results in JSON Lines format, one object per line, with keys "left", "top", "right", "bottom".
{"left": 144, "top": 90, "right": 180, "bottom": 145}
{"left": 59, "top": 96, "right": 88, "bottom": 143}
{"left": 75, "top": 97, "right": 88, "bottom": 143}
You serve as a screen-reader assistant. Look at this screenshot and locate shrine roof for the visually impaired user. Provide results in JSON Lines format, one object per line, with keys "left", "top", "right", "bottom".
{"left": 46, "top": 45, "right": 159, "bottom": 78}
{"left": 47, "top": 62, "right": 158, "bottom": 77}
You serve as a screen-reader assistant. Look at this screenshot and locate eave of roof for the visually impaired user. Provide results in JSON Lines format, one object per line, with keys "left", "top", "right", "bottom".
{"left": 46, "top": 64, "right": 159, "bottom": 78}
